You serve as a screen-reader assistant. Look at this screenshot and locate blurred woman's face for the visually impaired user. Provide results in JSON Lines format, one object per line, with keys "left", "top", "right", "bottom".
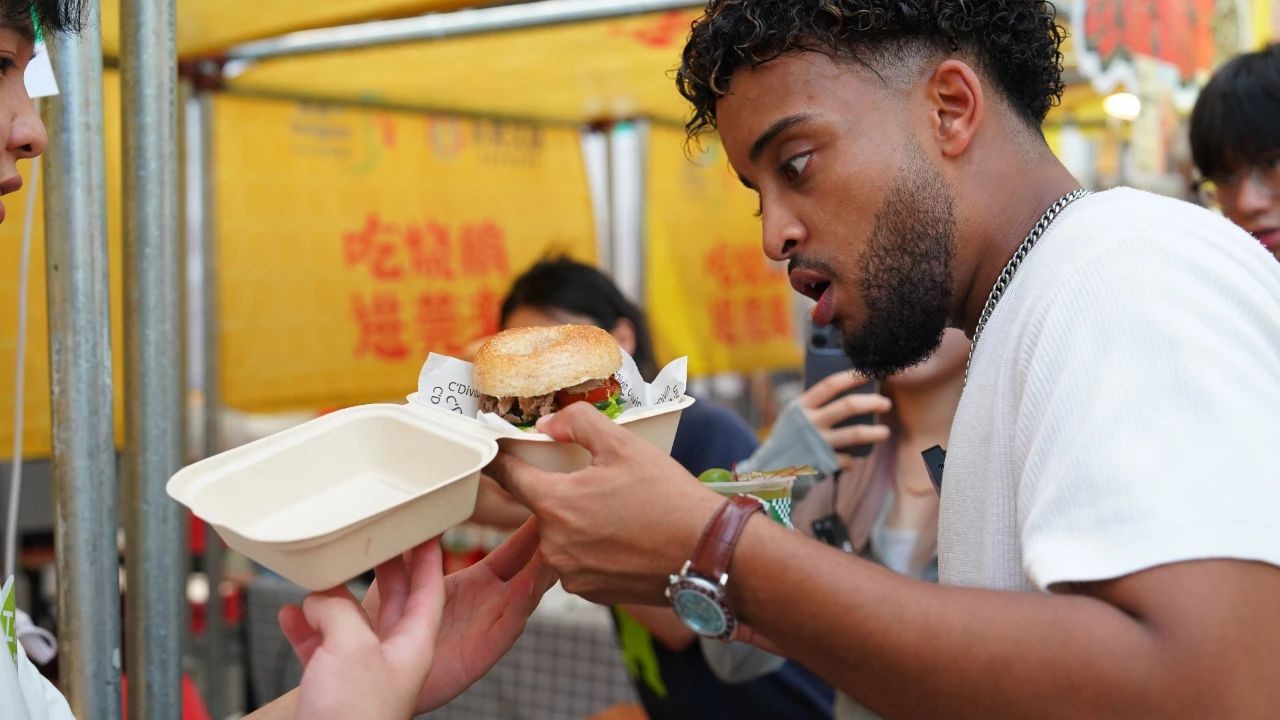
{"left": 503, "top": 305, "right": 637, "bottom": 356}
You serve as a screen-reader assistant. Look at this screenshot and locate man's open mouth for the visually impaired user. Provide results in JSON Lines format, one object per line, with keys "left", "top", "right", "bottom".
{"left": 789, "top": 269, "right": 831, "bottom": 301}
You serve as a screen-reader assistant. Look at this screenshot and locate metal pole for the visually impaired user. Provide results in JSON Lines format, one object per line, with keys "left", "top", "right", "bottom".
{"left": 196, "top": 86, "right": 222, "bottom": 480}
{"left": 182, "top": 79, "right": 227, "bottom": 716}
{"left": 121, "top": 0, "right": 183, "bottom": 717}
{"left": 580, "top": 128, "right": 613, "bottom": 272}
{"left": 608, "top": 120, "right": 648, "bottom": 303}
{"left": 41, "top": 8, "right": 122, "bottom": 719}
{"left": 224, "top": 0, "right": 703, "bottom": 62}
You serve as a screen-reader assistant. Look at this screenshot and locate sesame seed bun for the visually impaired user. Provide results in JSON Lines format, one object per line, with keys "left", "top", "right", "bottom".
{"left": 473, "top": 325, "right": 622, "bottom": 398}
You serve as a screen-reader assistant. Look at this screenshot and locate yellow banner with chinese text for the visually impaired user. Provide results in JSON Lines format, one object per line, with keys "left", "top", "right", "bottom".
{"left": 645, "top": 125, "right": 801, "bottom": 377}
{"left": 213, "top": 96, "right": 596, "bottom": 412}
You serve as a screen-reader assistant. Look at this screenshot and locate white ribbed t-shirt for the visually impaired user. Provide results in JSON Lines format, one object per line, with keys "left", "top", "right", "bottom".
{"left": 939, "top": 188, "right": 1280, "bottom": 592}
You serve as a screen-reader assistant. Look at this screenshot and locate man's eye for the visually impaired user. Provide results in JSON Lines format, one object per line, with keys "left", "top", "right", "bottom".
{"left": 781, "top": 153, "right": 811, "bottom": 182}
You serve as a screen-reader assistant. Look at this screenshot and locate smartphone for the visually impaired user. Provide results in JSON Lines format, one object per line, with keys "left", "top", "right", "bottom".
{"left": 803, "top": 322, "right": 879, "bottom": 458}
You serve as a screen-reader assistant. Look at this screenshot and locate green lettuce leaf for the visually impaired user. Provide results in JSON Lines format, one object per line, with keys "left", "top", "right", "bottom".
{"left": 594, "top": 392, "right": 624, "bottom": 420}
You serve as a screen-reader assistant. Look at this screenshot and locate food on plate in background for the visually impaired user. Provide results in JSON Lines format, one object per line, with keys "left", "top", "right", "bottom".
{"left": 696, "top": 466, "right": 819, "bottom": 527}
{"left": 698, "top": 468, "right": 734, "bottom": 484}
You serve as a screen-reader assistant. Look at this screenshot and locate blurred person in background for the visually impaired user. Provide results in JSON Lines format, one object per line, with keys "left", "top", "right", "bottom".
{"left": 1190, "top": 43, "right": 1280, "bottom": 261}
{"left": 700, "top": 329, "right": 968, "bottom": 720}
{"left": 477, "top": 256, "right": 838, "bottom": 720}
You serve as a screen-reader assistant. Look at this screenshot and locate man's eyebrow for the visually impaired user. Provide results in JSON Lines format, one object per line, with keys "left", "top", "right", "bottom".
{"left": 749, "top": 113, "right": 817, "bottom": 163}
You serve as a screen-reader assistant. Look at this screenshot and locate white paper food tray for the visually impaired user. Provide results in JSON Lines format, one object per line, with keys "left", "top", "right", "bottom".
{"left": 168, "top": 397, "right": 694, "bottom": 590}
{"left": 167, "top": 404, "right": 494, "bottom": 590}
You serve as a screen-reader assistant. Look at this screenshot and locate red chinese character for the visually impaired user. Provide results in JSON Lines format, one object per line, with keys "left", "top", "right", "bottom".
{"left": 351, "top": 292, "right": 410, "bottom": 361}
{"left": 735, "top": 245, "right": 773, "bottom": 286}
{"left": 404, "top": 221, "right": 455, "bottom": 279}
{"left": 469, "top": 288, "right": 503, "bottom": 340}
{"left": 703, "top": 242, "right": 734, "bottom": 287}
{"left": 767, "top": 294, "right": 793, "bottom": 339}
{"left": 375, "top": 113, "right": 397, "bottom": 149}
{"left": 708, "top": 298, "right": 739, "bottom": 345}
{"left": 415, "top": 293, "right": 464, "bottom": 356}
{"left": 743, "top": 296, "right": 770, "bottom": 342}
{"left": 343, "top": 213, "right": 404, "bottom": 281}
{"left": 458, "top": 221, "right": 510, "bottom": 277}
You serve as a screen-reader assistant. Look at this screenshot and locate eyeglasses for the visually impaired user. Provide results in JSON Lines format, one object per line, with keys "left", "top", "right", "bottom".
{"left": 1193, "top": 153, "right": 1280, "bottom": 209}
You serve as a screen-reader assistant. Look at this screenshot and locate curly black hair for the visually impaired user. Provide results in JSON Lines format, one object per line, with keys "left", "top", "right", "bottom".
{"left": 677, "top": 0, "right": 1067, "bottom": 139}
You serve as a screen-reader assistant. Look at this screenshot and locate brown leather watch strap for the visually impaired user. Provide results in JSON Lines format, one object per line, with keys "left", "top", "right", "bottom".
{"left": 687, "top": 494, "right": 764, "bottom": 583}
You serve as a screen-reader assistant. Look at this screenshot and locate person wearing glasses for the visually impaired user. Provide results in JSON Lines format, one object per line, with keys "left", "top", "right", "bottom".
{"left": 1190, "top": 43, "right": 1280, "bottom": 261}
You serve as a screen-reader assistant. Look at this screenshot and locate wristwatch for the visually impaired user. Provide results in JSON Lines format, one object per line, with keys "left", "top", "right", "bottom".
{"left": 665, "top": 494, "right": 765, "bottom": 641}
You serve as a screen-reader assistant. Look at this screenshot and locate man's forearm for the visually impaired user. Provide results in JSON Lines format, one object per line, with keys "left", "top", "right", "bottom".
{"left": 727, "top": 517, "right": 1261, "bottom": 720}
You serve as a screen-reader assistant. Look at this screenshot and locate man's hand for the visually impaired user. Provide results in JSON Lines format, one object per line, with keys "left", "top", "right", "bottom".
{"left": 794, "top": 370, "right": 891, "bottom": 472}
{"left": 279, "top": 541, "right": 446, "bottom": 720}
{"left": 487, "top": 402, "right": 724, "bottom": 605}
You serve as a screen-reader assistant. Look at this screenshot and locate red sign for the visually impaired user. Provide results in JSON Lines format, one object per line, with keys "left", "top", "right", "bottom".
{"left": 351, "top": 291, "right": 410, "bottom": 362}
{"left": 1082, "top": 0, "right": 1223, "bottom": 80}
{"left": 611, "top": 10, "right": 697, "bottom": 49}
{"left": 702, "top": 240, "right": 793, "bottom": 347}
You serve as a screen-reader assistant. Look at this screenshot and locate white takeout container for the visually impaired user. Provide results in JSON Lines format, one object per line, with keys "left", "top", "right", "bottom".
{"left": 167, "top": 396, "right": 695, "bottom": 590}
{"left": 167, "top": 404, "right": 495, "bottom": 590}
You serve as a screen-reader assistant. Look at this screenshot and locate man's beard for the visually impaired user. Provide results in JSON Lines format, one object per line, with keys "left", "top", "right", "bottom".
{"left": 843, "top": 144, "right": 957, "bottom": 380}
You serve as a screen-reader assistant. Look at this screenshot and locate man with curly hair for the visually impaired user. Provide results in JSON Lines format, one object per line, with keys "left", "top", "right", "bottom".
{"left": 486, "top": 1, "right": 1280, "bottom": 718}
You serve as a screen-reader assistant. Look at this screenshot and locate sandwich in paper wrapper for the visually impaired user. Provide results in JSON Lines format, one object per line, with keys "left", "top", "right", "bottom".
{"left": 412, "top": 326, "right": 689, "bottom": 439}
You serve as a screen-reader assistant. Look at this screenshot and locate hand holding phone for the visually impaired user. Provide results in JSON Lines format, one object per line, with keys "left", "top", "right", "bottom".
{"left": 802, "top": 323, "right": 891, "bottom": 459}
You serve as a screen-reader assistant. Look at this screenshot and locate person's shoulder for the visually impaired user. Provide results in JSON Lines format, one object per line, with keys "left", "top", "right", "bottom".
{"left": 1028, "top": 187, "right": 1280, "bottom": 302}
{"left": 1051, "top": 188, "right": 1259, "bottom": 258}
{"left": 680, "top": 396, "right": 756, "bottom": 439}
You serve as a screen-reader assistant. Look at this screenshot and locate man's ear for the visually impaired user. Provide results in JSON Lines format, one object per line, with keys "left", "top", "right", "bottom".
{"left": 925, "top": 59, "right": 985, "bottom": 158}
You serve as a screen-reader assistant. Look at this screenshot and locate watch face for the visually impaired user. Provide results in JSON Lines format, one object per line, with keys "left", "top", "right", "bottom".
{"left": 672, "top": 586, "right": 728, "bottom": 637}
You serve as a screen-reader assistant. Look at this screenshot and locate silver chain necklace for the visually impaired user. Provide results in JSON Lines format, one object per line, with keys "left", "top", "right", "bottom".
{"left": 965, "top": 188, "right": 1091, "bottom": 382}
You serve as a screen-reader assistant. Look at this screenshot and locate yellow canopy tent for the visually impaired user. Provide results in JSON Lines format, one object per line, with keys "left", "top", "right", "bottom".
{"left": 220, "top": 9, "right": 701, "bottom": 124}
{"left": 99, "top": 0, "right": 512, "bottom": 56}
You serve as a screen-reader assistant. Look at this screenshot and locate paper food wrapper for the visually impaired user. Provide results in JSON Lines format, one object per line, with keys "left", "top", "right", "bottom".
{"left": 412, "top": 349, "right": 688, "bottom": 437}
